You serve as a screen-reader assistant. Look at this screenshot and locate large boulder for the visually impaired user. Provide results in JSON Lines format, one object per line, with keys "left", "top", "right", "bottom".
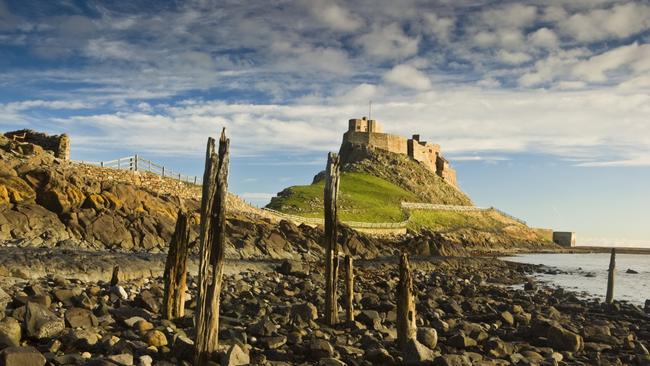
{"left": 221, "top": 343, "right": 249, "bottom": 366}
{"left": 24, "top": 302, "right": 65, "bottom": 340}
{"left": 64, "top": 307, "right": 98, "bottom": 329}
{"left": 0, "top": 287, "right": 10, "bottom": 319}
{"left": 547, "top": 324, "right": 583, "bottom": 352}
{"left": 1, "top": 346, "right": 46, "bottom": 366}
{"left": 404, "top": 338, "right": 435, "bottom": 365}
{"left": 290, "top": 303, "right": 318, "bottom": 324}
{"left": 0, "top": 317, "right": 21, "bottom": 347}
{"left": 417, "top": 327, "right": 438, "bottom": 349}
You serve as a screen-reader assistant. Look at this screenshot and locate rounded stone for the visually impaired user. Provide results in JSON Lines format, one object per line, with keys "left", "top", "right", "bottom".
{"left": 144, "top": 329, "right": 168, "bottom": 347}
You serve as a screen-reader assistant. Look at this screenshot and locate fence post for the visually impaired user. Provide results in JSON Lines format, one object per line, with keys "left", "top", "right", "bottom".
{"left": 118, "top": 158, "right": 121, "bottom": 169}
{"left": 162, "top": 166, "right": 165, "bottom": 178}
{"left": 194, "top": 176, "right": 197, "bottom": 185}
{"left": 100, "top": 161, "right": 104, "bottom": 168}
{"left": 134, "top": 154, "right": 138, "bottom": 171}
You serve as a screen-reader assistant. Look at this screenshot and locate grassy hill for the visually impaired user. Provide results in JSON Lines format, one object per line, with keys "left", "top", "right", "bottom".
{"left": 267, "top": 142, "right": 553, "bottom": 246}
{"left": 267, "top": 172, "right": 417, "bottom": 222}
{"left": 338, "top": 142, "right": 473, "bottom": 206}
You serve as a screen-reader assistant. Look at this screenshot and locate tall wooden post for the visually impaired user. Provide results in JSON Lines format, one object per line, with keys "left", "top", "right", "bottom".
{"left": 194, "top": 129, "right": 229, "bottom": 366}
{"left": 163, "top": 210, "right": 191, "bottom": 320}
{"left": 397, "top": 252, "right": 417, "bottom": 350}
{"left": 110, "top": 266, "right": 120, "bottom": 286}
{"left": 324, "top": 152, "right": 341, "bottom": 326}
{"left": 605, "top": 248, "right": 616, "bottom": 304}
{"left": 345, "top": 255, "right": 354, "bottom": 324}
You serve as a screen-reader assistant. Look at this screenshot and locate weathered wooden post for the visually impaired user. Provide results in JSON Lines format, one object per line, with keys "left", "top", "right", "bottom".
{"left": 324, "top": 152, "right": 341, "bottom": 326}
{"left": 110, "top": 265, "right": 120, "bottom": 286}
{"left": 397, "top": 252, "right": 417, "bottom": 350}
{"left": 194, "top": 129, "right": 229, "bottom": 366}
{"left": 162, "top": 210, "right": 191, "bottom": 320}
{"left": 605, "top": 248, "right": 616, "bottom": 304}
{"left": 345, "top": 255, "right": 354, "bottom": 324}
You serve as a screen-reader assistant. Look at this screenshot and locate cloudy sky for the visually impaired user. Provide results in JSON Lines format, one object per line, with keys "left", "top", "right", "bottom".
{"left": 1, "top": 0, "right": 649, "bottom": 246}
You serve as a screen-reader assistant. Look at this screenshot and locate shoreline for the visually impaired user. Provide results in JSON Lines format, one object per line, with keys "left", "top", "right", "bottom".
{"left": 567, "top": 245, "right": 650, "bottom": 255}
{"left": 0, "top": 250, "right": 647, "bottom": 365}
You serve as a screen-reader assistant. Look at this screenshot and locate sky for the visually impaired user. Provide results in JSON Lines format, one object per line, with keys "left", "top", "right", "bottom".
{"left": 0, "top": 0, "right": 649, "bottom": 247}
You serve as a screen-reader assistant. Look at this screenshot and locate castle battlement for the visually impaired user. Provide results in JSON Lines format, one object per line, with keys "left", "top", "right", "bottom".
{"left": 342, "top": 117, "right": 457, "bottom": 187}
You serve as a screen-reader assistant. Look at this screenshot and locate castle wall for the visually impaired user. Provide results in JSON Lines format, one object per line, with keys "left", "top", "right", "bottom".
{"left": 408, "top": 139, "right": 440, "bottom": 173}
{"left": 436, "top": 156, "right": 457, "bottom": 187}
{"left": 5, "top": 129, "right": 70, "bottom": 160}
{"left": 343, "top": 117, "right": 459, "bottom": 188}
{"left": 368, "top": 132, "right": 408, "bottom": 155}
{"left": 343, "top": 131, "right": 408, "bottom": 155}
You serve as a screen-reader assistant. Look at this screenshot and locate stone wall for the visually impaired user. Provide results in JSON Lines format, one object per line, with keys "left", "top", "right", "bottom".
{"left": 5, "top": 129, "right": 70, "bottom": 160}
{"left": 71, "top": 162, "right": 271, "bottom": 218}
{"left": 343, "top": 131, "right": 408, "bottom": 155}
{"left": 342, "top": 117, "right": 459, "bottom": 188}
{"left": 408, "top": 137, "right": 440, "bottom": 172}
{"left": 436, "top": 156, "right": 457, "bottom": 187}
{"left": 72, "top": 162, "right": 202, "bottom": 200}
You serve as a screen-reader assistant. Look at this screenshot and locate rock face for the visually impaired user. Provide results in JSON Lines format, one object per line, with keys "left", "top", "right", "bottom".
{"left": 337, "top": 141, "right": 472, "bottom": 205}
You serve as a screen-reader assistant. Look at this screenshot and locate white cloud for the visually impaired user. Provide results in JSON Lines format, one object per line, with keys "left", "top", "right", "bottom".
{"left": 479, "top": 4, "right": 538, "bottom": 30}
{"left": 496, "top": 50, "right": 532, "bottom": 65}
{"left": 355, "top": 23, "right": 419, "bottom": 60}
{"left": 85, "top": 38, "right": 139, "bottom": 61}
{"left": 528, "top": 27, "right": 559, "bottom": 49}
{"left": 420, "top": 13, "right": 454, "bottom": 42}
{"left": 384, "top": 64, "right": 432, "bottom": 91}
{"left": 8, "top": 86, "right": 640, "bottom": 170}
{"left": 333, "top": 83, "right": 379, "bottom": 104}
{"left": 572, "top": 42, "right": 650, "bottom": 82}
{"left": 308, "top": 1, "right": 363, "bottom": 32}
{"left": 560, "top": 2, "right": 650, "bottom": 42}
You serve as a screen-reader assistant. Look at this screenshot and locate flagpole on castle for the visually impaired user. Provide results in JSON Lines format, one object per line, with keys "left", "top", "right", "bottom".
{"left": 369, "top": 100, "right": 372, "bottom": 120}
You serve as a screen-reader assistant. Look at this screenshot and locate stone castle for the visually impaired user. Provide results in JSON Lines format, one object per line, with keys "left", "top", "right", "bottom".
{"left": 342, "top": 117, "right": 457, "bottom": 187}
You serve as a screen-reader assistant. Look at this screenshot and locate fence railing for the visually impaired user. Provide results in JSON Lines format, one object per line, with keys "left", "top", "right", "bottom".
{"left": 401, "top": 202, "right": 486, "bottom": 211}
{"left": 401, "top": 202, "right": 527, "bottom": 225}
{"left": 74, "top": 155, "right": 200, "bottom": 185}
{"left": 260, "top": 208, "right": 409, "bottom": 229}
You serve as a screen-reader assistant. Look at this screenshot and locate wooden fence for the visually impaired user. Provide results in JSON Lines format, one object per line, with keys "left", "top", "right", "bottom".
{"left": 74, "top": 155, "right": 199, "bottom": 185}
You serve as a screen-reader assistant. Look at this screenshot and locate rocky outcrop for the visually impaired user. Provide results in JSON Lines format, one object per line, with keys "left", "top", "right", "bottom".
{"left": 337, "top": 141, "right": 472, "bottom": 205}
{"left": 0, "top": 133, "right": 196, "bottom": 250}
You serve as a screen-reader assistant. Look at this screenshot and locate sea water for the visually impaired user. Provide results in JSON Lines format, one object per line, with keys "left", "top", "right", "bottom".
{"left": 502, "top": 253, "right": 650, "bottom": 306}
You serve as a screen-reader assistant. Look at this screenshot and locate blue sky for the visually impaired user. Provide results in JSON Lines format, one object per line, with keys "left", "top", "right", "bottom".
{"left": 1, "top": 0, "right": 649, "bottom": 246}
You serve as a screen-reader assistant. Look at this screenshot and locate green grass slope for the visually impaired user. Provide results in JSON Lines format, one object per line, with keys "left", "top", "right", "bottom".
{"left": 267, "top": 172, "right": 417, "bottom": 222}
{"left": 338, "top": 142, "right": 473, "bottom": 206}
